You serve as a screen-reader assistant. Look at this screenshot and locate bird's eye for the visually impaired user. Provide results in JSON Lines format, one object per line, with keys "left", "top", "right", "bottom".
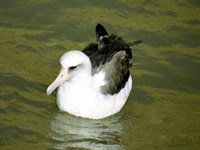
{"left": 69, "top": 66, "right": 78, "bottom": 71}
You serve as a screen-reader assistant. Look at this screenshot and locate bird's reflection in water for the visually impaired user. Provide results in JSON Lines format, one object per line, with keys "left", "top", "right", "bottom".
{"left": 50, "top": 110, "right": 124, "bottom": 150}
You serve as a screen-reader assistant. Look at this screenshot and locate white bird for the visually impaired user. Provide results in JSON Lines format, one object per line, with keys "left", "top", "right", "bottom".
{"left": 47, "top": 24, "right": 141, "bottom": 119}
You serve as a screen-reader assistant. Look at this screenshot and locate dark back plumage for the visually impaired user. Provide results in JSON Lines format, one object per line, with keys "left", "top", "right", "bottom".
{"left": 82, "top": 24, "right": 141, "bottom": 95}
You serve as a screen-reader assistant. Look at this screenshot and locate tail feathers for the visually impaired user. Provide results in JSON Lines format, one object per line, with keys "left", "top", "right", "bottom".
{"left": 128, "top": 40, "right": 142, "bottom": 48}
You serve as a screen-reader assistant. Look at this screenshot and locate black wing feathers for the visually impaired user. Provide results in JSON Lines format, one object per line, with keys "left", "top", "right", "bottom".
{"left": 96, "top": 23, "right": 108, "bottom": 41}
{"left": 82, "top": 23, "right": 142, "bottom": 95}
{"left": 96, "top": 24, "right": 108, "bottom": 50}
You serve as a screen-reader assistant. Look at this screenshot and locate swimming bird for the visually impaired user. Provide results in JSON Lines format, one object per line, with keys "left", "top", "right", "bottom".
{"left": 47, "top": 24, "right": 141, "bottom": 119}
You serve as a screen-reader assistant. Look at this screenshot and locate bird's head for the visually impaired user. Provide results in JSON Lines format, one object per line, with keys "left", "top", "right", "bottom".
{"left": 47, "top": 50, "right": 91, "bottom": 95}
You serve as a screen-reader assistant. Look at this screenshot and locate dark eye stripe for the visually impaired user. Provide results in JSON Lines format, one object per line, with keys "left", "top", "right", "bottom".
{"left": 69, "top": 66, "right": 78, "bottom": 70}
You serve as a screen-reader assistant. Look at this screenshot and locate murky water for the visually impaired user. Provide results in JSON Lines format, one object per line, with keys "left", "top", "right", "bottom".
{"left": 0, "top": 0, "right": 200, "bottom": 149}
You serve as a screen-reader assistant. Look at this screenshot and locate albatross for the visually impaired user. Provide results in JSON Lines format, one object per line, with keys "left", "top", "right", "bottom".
{"left": 47, "top": 24, "right": 141, "bottom": 119}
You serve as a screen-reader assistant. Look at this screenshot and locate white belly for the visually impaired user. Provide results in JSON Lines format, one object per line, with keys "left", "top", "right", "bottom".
{"left": 57, "top": 76, "right": 132, "bottom": 119}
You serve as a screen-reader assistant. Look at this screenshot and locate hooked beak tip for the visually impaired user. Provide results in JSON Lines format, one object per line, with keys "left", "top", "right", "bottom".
{"left": 46, "top": 86, "right": 52, "bottom": 96}
{"left": 46, "top": 68, "right": 68, "bottom": 96}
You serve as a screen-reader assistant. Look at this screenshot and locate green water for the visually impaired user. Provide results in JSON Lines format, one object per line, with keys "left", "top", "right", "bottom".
{"left": 0, "top": 0, "right": 200, "bottom": 149}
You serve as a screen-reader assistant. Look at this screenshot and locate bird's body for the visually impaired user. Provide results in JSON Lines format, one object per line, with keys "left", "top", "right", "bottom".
{"left": 47, "top": 24, "right": 141, "bottom": 119}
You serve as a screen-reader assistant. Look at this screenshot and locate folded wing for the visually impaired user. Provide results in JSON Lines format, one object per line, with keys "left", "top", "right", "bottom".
{"left": 82, "top": 24, "right": 141, "bottom": 95}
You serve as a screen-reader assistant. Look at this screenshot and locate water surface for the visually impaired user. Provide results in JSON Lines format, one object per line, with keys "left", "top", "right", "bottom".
{"left": 0, "top": 0, "right": 200, "bottom": 149}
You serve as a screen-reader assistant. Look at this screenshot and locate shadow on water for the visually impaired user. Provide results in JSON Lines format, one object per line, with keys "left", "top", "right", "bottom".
{"left": 50, "top": 111, "right": 124, "bottom": 150}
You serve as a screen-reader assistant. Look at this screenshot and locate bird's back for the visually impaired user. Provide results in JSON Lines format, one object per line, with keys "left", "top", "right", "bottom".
{"left": 83, "top": 24, "right": 141, "bottom": 95}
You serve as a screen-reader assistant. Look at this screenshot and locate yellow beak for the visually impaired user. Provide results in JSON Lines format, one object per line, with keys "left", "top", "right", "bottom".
{"left": 47, "top": 68, "right": 68, "bottom": 96}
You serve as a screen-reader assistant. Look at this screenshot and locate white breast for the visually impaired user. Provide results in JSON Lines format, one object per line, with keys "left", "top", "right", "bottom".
{"left": 56, "top": 75, "right": 132, "bottom": 119}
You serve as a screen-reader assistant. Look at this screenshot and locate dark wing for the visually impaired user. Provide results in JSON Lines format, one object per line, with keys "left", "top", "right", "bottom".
{"left": 98, "top": 50, "right": 132, "bottom": 95}
{"left": 96, "top": 23, "right": 108, "bottom": 50}
{"left": 82, "top": 24, "right": 141, "bottom": 95}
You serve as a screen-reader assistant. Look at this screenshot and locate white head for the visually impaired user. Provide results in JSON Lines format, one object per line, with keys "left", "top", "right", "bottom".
{"left": 47, "top": 50, "right": 92, "bottom": 95}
